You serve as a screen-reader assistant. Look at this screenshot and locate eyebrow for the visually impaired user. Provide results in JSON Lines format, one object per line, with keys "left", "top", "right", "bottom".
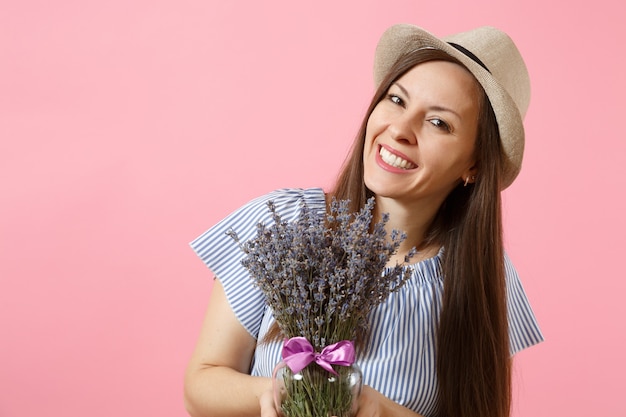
{"left": 392, "top": 82, "right": 462, "bottom": 120}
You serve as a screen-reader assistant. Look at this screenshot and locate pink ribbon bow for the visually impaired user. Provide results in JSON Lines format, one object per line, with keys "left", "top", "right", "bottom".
{"left": 281, "top": 337, "right": 355, "bottom": 375}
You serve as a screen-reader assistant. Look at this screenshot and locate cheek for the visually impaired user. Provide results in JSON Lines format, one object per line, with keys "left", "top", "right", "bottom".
{"left": 363, "top": 140, "right": 376, "bottom": 170}
{"left": 365, "top": 106, "right": 386, "bottom": 137}
{"left": 363, "top": 120, "right": 378, "bottom": 153}
{"left": 365, "top": 108, "right": 386, "bottom": 142}
{"left": 424, "top": 143, "right": 473, "bottom": 174}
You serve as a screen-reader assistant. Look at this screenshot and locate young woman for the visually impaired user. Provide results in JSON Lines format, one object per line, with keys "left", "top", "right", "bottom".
{"left": 184, "top": 24, "right": 543, "bottom": 417}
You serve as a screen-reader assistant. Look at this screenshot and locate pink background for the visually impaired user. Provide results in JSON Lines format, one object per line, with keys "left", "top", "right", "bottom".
{"left": 1, "top": 0, "right": 624, "bottom": 416}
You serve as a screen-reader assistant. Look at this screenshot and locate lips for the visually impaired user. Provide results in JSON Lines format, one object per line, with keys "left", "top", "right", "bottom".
{"left": 379, "top": 146, "right": 417, "bottom": 170}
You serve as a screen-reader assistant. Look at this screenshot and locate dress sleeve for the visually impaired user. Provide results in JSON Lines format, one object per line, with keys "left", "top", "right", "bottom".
{"left": 189, "top": 188, "right": 325, "bottom": 338}
{"left": 504, "top": 253, "right": 544, "bottom": 355}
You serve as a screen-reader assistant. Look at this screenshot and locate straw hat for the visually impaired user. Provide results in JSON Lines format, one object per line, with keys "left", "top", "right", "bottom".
{"left": 374, "top": 24, "right": 530, "bottom": 189}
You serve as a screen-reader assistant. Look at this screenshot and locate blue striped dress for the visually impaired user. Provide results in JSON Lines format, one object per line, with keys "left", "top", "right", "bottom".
{"left": 190, "top": 187, "right": 544, "bottom": 417}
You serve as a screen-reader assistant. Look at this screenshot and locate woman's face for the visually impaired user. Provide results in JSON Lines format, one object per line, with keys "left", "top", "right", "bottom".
{"left": 363, "top": 60, "right": 481, "bottom": 209}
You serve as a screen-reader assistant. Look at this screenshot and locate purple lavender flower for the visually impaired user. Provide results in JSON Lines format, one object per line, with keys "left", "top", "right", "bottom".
{"left": 228, "top": 197, "right": 413, "bottom": 350}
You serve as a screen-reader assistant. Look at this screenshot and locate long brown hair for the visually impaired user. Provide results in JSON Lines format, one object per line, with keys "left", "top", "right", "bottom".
{"left": 330, "top": 48, "right": 511, "bottom": 417}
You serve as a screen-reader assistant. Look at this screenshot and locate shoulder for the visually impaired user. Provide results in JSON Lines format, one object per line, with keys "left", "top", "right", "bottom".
{"left": 253, "top": 187, "right": 326, "bottom": 213}
{"left": 502, "top": 251, "right": 545, "bottom": 354}
{"left": 233, "top": 187, "right": 326, "bottom": 229}
{"left": 190, "top": 187, "right": 325, "bottom": 254}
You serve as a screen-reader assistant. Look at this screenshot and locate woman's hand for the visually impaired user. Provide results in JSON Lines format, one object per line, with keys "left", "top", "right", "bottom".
{"left": 259, "top": 389, "right": 279, "bottom": 417}
{"left": 353, "top": 385, "right": 425, "bottom": 417}
{"left": 352, "top": 385, "right": 385, "bottom": 417}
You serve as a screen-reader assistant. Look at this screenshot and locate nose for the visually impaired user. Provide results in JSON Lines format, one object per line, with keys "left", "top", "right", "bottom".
{"left": 388, "top": 113, "right": 417, "bottom": 145}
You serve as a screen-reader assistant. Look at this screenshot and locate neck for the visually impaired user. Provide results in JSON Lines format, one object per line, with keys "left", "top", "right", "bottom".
{"left": 374, "top": 195, "right": 442, "bottom": 265}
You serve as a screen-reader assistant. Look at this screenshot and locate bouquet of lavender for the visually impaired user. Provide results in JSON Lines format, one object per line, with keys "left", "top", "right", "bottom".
{"left": 228, "top": 197, "right": 413, "bottom": 417}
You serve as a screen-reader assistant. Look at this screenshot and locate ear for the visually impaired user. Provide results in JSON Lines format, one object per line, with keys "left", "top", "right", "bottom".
{"left": 461, "top": 165, "right": 478, "bottom": 186}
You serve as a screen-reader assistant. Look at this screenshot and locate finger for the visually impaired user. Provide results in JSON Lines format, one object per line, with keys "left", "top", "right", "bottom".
{"left": 259, "top": 389, "right": 278, "bottom": 417}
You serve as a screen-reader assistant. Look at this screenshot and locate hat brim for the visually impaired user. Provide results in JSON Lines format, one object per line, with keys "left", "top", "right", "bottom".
{"left": 373, "top": 24, "right": 527, "bottom": 189}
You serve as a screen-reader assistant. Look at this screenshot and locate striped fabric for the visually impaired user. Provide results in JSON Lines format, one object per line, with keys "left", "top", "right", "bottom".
{"left": 190, "top": 188, "right": 544, "bottom": 417}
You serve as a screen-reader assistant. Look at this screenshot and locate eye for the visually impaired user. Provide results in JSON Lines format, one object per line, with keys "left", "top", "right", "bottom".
{"left": 387, "top": 94, "right": 404, "bottom": 106}
{"left": 429, "top": 118, "right": 451, "bottom": 132}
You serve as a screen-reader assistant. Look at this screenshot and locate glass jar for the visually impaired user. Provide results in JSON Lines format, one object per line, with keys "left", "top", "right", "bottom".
{"left": 272, "top": 361, "right": 363, "bottom": 417}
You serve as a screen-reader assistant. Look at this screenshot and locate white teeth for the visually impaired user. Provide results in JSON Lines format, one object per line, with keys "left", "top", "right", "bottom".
{"left": 379, "top": 147, "right": 416, "bottom": 169}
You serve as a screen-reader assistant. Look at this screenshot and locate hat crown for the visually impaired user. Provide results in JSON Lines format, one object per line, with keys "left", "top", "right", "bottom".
{"left": 444, "top": 27, "right": 530, "bottom": 119}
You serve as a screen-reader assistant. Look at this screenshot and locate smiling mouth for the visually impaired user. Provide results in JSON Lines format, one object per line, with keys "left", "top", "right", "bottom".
{"left": 379, "top": 146, "right": 417, "bottom": 170}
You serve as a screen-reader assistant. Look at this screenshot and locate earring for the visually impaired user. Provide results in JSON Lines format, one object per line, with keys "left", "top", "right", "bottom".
{"left": 464, "top": 175, "right": 476, "bottom": 187}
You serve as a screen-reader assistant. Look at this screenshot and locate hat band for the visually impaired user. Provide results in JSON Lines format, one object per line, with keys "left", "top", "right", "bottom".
{"left": 447, "top": 42, "right": 491, "bottom": 73}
